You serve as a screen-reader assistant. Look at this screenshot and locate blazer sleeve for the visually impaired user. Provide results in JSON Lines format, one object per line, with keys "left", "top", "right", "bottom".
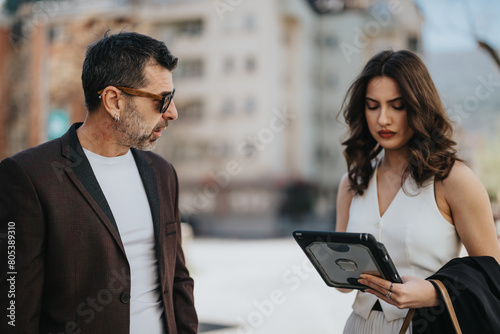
{"left": 171, "top": 166, "right": 198, "bottom": 333}
{"left": 0, "top": 157, "right": 46, "bottom": 334}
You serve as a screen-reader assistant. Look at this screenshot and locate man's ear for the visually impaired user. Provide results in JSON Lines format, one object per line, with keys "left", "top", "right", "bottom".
{"left": 100, "top": 86, "right": 124, "bottom": 120}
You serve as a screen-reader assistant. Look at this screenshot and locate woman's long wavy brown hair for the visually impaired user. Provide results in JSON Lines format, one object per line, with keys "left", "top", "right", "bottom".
{"left": 341, "top": 50, "right": 460, "bottom": 195}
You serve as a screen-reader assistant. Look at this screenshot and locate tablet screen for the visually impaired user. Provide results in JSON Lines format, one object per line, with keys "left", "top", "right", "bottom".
{"left": 293, "top": 230, "right": 402, "bottom": 289}
{"left": 307, "top": 242, "right": 381, "bottom": 286}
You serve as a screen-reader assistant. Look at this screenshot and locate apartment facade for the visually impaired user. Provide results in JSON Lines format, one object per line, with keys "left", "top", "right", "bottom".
{"left": 1, "top": 0, "right": 422, "bottom": 236}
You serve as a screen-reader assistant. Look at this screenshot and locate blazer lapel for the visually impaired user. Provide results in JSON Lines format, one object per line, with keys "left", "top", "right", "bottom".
{"left": 132, "top": 149, "right": 161, "bottom": 243}
{"left": 60, "top": 123, "right": 125, "bottom": 253}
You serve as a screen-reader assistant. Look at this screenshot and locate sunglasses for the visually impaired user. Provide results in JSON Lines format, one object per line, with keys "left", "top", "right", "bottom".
{"left": 98, "top": 87, "right": 175, "bottom": 114}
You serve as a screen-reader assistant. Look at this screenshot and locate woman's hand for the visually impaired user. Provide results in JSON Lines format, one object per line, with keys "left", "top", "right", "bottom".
{"left": 358, "top": 274, "right": 439, "bottom": 309}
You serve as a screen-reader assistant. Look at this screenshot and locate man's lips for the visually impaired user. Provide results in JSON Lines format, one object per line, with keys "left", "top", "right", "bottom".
{"left": 153, "top": 127, "right": 167, "bottom": 137}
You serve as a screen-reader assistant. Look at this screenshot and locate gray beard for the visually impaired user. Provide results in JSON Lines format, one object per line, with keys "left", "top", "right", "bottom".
{"left": 114, "top": 101, "right": 163, "bottom": 151}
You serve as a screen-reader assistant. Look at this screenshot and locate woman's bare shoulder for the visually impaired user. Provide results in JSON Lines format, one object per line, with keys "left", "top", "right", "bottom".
{"left": 336, "top": 173, "right": 355, "bottom": 232}
{"left": 338, "top": 173, "right": 356, "bottom": 201}
{"left": 440, "top": 162, "right": 500, "bottom": 263}
{"left": 440, "top": 161, "right": 481, "bottom": 194}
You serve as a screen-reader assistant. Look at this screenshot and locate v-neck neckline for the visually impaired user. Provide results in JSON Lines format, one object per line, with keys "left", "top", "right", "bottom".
{"left": 374, "top": 162, "right": 405, "bottom": 219}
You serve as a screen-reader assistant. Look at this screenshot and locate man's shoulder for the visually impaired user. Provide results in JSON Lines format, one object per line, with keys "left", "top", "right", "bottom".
{"left": 4, "top": 137, "right": 62, "bottom": 167}
{"left": 0, "top": 138, "right": 64, "bottom": 186}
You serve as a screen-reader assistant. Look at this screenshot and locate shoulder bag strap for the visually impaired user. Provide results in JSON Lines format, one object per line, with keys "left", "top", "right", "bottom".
{"left": 399, "top": 308, "right": 415, "bottom": 334}
{"left": 429, "top": 279, "right": 462, "bottom": 334}
{"left": 399, "top": 279, "right": 462, "bottom": 334}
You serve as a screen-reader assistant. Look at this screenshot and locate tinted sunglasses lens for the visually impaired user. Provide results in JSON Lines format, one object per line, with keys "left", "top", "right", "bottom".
{"left": 160, "top": 90, "right": 175, "bottom": 114}
{"left": 160, "top": 97, "right": 168, "bottom": 114}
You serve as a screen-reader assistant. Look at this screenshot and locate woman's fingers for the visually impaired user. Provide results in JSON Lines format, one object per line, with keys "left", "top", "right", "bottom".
{"left": 359, "top": 274, "right": 394, "bottom": 292}
{"left": 358, "top": 274, "right": 400, "bottom": 306}
{"left": 358, "top": 274, "right": 440, "bottom": 309}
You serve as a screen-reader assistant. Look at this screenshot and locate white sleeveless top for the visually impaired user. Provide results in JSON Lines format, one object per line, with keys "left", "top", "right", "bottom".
{"left": 347, "top": 165, "right": 462, "bottom": 321}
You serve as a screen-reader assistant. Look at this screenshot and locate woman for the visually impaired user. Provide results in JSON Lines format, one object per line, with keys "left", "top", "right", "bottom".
{"left": 335, "top": 50, "right": 500, "bottom": 333}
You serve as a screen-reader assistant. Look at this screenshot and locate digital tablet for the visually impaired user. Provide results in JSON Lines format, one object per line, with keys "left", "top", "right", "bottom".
{"left": 292, "top": 230, "right": 402, "bottom": 290}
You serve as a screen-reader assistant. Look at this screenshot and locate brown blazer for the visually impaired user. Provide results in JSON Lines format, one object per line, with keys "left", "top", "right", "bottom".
{"left": 0, "top": 123, "right": 198, "bottom": 333}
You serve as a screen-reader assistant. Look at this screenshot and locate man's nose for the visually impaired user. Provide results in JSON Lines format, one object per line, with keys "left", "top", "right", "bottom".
{"left": 162, "top": 100, "right": 178, "bottom": 121}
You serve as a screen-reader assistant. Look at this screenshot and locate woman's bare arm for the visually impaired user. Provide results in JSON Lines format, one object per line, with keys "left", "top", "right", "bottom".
{"left": 441, "top": 161, "right": 500, "bottom": 264}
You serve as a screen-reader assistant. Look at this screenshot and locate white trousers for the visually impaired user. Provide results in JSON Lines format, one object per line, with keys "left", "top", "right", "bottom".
{"left": 343, "top": 310, "right": 412, "bottom": 334}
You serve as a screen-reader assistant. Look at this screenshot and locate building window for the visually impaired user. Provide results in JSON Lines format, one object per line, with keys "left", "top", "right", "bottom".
{"left": 408, "top": 36, "right": 419, "bottom": 52}
{"left": 244, "top": 14, "right": 256, "bottom": 31}
{"left": 155, "top": 19, "right": 204, "bottom": 45}
{"left": 178, "top": 100, "right": 204, "bottom": 122}
{"left": 48, "top": 25, "right": 64, "bottom": 42}
{"left": 315, "top": 145, "right": 334, "bottom": 163}
{"left": 245, "top": 56, "right": 256, "bottom": 72}
{"left": 324, "top": 35, "right": 339, "bottom": 49}
{"left": 176, "top": 19, "right": 204, "bottom": 37}
{"left": 157, "top": 19, "right": 204, "bottom": 38}
{"left": 175, "top": 59, "right": 204, "bottom": 79}
{"left": 311, "top": 0, "right": 345, "bottom": 12}
{"left": 244, "top": 97, "right": 256, "bottom": 114}
{"left": 222, "top": 99, "right": 235, "bottom": 115}
{"left": 223, "top": 57, "right": 234, "bottom": 73}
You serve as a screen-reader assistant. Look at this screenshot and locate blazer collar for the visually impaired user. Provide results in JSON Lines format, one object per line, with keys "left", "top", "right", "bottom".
{"left": 60, "top": 123, "right": 161, "bottom": 248}
{"left": 131, "top": 149, "right": 161, "bottom": 243}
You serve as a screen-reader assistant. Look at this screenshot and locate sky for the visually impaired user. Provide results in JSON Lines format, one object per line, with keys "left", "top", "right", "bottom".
{"left": 415, "top": 0, "right": 500, "bottom": 53}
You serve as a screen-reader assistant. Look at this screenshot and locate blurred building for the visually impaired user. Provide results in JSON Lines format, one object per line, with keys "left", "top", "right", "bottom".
{"left": 0, "top": 14, "right": 10, "bottom": 159}
{"left": 1, "top": 0, "right": 422, "bottom": 237}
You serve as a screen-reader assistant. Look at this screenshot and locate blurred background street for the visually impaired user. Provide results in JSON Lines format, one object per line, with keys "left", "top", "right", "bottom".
{"left": 2, "top": 0, "right": 500, "bottom": 238}
{"left": 1, "top": 0, "right": 500, "bottom": 332}
{"left": 187, "top": 237, "right": 356, "bottom": 334}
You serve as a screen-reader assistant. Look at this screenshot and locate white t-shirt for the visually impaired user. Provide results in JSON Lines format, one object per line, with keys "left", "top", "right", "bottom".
{"left": 84, "top": 148, "right": 165, "bottom": 334}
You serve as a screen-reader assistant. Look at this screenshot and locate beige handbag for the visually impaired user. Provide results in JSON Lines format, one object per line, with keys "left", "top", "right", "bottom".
{"left": 399, "top": 279, "right": 462, "bottom": 334}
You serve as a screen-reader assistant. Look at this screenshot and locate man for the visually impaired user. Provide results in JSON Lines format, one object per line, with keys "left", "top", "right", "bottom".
{"left": 0, "top": 32, "right": 198, "bottom": 333}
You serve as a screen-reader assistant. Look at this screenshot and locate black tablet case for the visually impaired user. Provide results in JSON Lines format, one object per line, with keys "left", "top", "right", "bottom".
{"left": 293, "top": 230, "right": 403, "bottom": 290}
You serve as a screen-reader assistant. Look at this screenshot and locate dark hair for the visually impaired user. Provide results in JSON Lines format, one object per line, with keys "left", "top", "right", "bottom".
{"left": 82, "top": 31, "right": 178, "bottom": 113}
{"left": 340, "top": 50, "right": 460, "bottom": 195}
